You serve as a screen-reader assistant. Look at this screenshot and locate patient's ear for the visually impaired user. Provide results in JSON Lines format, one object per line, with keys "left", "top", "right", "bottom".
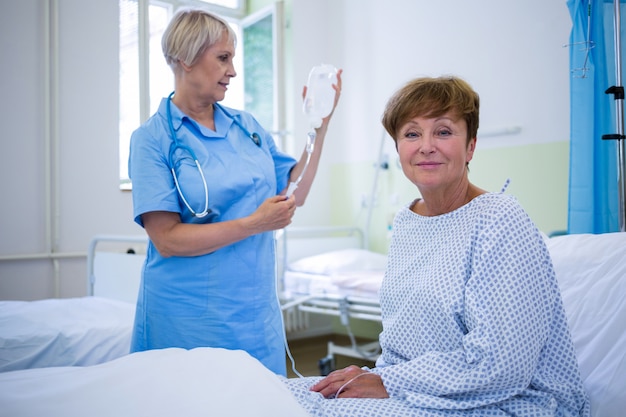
{"left": 466, "top": 137, "right": 477, "bottom": 162}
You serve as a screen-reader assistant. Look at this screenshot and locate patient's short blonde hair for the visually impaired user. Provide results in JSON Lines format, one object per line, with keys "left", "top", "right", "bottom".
{"left": 162, "top": 8, "right": 237, "bottom": 71}
{"left": 382, "top": 76, "right": 480, "bottom": 145}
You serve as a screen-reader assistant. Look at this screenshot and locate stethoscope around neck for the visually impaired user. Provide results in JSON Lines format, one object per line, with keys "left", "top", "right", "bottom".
{"left": 166, "top": 91, "right": 262, "bottom": 218}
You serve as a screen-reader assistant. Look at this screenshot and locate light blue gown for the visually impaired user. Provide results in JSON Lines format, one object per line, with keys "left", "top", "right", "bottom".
{"left": 285, "top": 193, "right": 590, "bottom": 416}
{"left": 128, "top": 97, "right": 296, "bottom": 375}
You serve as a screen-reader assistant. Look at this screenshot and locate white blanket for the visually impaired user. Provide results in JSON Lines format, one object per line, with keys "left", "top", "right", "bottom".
{"left": 0, "top": 296, "right": 134, "bottom": 372}
{"left": 0, "top": 347, "right": 309, "bottom": 417}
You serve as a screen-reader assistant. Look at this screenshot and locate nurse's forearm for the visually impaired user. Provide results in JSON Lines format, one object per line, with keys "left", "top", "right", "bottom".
{"left": 289, "top": 124, "right": 328, "bottom": 206}
{"left": 143, "top": 212, "right": 256, "bottom": 257}
{"left": 142, "top": 197, "right": 295, "bottom": 257}
{"left": 288, "top": 69, "right": 340, "bottom": 205}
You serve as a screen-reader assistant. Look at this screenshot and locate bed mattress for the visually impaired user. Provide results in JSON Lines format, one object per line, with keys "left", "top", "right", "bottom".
{"left": 0, "top": 296, "right": 135, "bottom": 372}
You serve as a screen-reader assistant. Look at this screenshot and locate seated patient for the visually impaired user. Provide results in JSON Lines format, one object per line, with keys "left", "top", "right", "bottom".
{"left": 283, "top": 76, "right": 590, "bottom": 417}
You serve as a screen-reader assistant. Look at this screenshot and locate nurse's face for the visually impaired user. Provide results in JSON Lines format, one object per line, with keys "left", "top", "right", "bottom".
{"left": 396, "top": 112, "right": 476, "bottom": 196}
{"left": 186, "top": 32, "right": 236, "bottom": 103}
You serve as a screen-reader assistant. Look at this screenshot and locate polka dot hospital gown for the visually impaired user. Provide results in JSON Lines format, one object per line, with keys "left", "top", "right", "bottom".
{"left": 283, "top": 193, "right": 590, "bottom": 417}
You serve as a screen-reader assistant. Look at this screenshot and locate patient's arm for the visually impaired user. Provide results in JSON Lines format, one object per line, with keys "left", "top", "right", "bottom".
{"left": 310, "top": 365, "right": 389, "bottom": 399}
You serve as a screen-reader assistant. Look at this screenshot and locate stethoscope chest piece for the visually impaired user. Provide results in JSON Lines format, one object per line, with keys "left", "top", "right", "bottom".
{"left": 216, "top": 103, "right": 262, "bottom": 148}
{"left": 251, "top": 132, "right": 261, "bottom": 146}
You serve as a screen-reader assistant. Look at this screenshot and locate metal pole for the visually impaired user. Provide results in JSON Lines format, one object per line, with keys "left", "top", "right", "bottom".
{"left": 605, "top": 0, "right": 626, "bottom": 232}
{"left": 614, "top": 0, "right": 626, "bottom": 232}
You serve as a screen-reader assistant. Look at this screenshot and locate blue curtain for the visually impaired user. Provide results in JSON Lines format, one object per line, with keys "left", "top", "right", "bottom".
{"left": 567, "top": 0, "right": 621, "bottom": 233}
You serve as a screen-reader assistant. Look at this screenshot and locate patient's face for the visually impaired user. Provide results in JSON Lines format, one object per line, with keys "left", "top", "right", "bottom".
{"left": 396, "top": 112, "right": 476, "bottom": 195}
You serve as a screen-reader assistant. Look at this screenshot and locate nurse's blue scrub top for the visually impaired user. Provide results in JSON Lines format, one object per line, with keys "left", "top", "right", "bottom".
{"left": 128, "top": 97, "right": 297, "bottom": 375}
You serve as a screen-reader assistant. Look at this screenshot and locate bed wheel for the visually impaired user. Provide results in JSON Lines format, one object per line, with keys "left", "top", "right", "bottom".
{"left": 318, "top": 356, "right": 335, "bottom": 376}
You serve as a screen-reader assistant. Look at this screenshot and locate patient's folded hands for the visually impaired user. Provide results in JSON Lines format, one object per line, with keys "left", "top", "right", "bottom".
{"left": 310, "top": 365, "right": 389, "bottom": 399}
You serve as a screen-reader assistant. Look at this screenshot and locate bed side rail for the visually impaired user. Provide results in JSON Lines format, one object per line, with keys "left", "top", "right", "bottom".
{"left": 87, "top": 235, "right": 148, "bottom": 302}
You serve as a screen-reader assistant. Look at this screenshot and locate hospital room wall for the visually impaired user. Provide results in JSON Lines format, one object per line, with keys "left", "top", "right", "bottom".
{"left": 330, "top": 141, "right": 570, "bottom": 254}
{"left": 0, "top": 1, "right": 142, "bottom": 300}
{"left": 0, "top": 0, "right": 571, "bottom": 301}
{"left": 266, "top": 0, "right": 572, "bottom": 254}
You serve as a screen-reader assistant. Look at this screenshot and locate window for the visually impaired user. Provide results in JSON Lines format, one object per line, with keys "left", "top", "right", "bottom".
{"left": 196, "top": 0, "right": 243, "bottom": 13}
{"left": 118, "top": 0, "right": 248, "bottom": 189}
{"left": 119, "top": 0, "right": 174, "bottom": 189}
{"left": 241, "top": 3, "right": 285, "bottom": 142}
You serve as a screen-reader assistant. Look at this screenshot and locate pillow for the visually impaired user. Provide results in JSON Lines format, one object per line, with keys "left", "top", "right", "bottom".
{"left": 288, "top": 249, "right": 388, "bottom": 275}
{"left": 546, "top": 232, "right": 626, "bottom": 417}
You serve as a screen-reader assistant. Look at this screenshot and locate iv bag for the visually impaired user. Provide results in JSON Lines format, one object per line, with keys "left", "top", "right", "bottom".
{"left": 303, "top": 64, "right": 337, "bottom": 129}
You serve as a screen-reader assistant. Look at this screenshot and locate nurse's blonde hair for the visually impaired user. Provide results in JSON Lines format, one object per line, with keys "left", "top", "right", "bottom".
{"left": 162, "top": 8, "right": 237, "bottom": 71}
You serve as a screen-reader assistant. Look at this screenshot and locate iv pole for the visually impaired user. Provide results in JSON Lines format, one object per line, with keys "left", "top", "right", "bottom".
{"left": 603, "top": 0, "right": 626, "bottom": 232}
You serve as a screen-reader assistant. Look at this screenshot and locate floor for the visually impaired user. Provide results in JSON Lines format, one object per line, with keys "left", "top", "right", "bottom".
{"left": 285, "top": 334, "right": 378, "bottom": 378}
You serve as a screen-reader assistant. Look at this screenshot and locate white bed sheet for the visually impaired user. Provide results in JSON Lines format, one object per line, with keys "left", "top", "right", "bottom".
{"left": 0, "top": 296, "right": 135, "bottom": 372}
{"left": 0, "top": 347, "right": 309, "bottom": 417}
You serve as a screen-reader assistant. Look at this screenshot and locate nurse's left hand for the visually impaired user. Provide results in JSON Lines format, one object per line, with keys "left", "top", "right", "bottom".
{"left": 326, "top": 68, "right": 342, "bottom": 120}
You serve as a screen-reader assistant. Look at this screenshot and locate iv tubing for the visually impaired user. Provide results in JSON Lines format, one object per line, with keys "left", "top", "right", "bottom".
{"left": 364, "top": 130, "right": 388, "bottom": 249}
{"left": 285, "top": 130, "right": 316, "bottom": 198}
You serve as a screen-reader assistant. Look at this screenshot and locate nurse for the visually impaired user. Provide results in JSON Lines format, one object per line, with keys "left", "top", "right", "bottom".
{"left": 128, "top": 8, "right": 342, "bottom": 375}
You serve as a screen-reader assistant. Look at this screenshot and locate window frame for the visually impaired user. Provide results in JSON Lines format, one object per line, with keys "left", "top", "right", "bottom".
{"left": 241, "top": 2, "right": 286, "bottom": 149}
{"left": 135, "top": 0, "right": 247, "bottom": 126}
{"left": 119, "top": 0, "right": 252, "bottom": 190}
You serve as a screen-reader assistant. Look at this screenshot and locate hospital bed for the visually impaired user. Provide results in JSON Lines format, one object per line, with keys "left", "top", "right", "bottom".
{"left": 0, "top": 231, "right": 622, "bottom": 417}
{"left": 0, "top": 235, "right": 146, "bottom": 372}
{"left": 278, "top": 226, "right": 386, "bottom": 372}
{"left": 278, "top": 229, "right": 626, "bottom": 417}
{"left": 547, "top": 232, "right": 626, "bottom": 417}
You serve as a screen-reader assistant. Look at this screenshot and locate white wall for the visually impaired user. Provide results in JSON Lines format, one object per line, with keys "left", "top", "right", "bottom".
{"left": 1, "top": 1, "right": 143, "bottom": 300}
{"left": 291, "top": 0, "right": 571, "bottom": 156}
{"left": 0, "top": 0, "right": 572, "bottom": 300}
{"left": 288, "top": 0, "right": 571, "bottom": 227}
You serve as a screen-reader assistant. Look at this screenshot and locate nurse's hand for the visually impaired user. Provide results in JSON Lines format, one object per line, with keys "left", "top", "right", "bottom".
{"left": 310, "top": 365, "right": 389, "bottom": 399}
{"left": 246, "top": 194, "right": 296, "bottom": 234}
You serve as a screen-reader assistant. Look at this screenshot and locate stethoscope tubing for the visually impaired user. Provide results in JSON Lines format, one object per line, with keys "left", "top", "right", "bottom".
{"left": 165, "top": 92, "right": 262, "bottom": 218}
{"left": 166, "top": 93, "right": 210, "bottom": 217}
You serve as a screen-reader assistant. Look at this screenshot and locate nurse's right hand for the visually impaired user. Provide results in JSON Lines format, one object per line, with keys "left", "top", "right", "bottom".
{"left": 246, "top": 194, "right": 296, "bottom": 234}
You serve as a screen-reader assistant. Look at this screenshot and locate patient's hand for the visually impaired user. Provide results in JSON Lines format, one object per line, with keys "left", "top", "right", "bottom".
{"left": 310, "top": 365, "right": 389, "bottom": 399}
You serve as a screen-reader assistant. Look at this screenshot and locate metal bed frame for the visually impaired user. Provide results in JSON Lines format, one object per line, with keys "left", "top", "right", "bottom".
{"left": 278, "top": 226, "right": 383, "bottom": 374}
